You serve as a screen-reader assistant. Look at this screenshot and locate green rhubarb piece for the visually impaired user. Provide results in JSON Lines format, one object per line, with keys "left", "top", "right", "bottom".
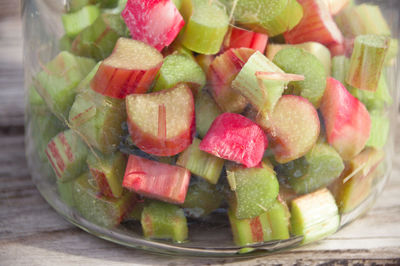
{"left": 66, "top": 0, "right": 92, "bottom": 12}
{"left": 57, "top": 180, "right": 75, "bottom": 207}
{"left": 45, "top": 129, "right": 89, "bottom": 182}
{"left": 225, "top": 0, "right": 303, "bottom": 37}
{"left": 366, "top": 110, "right": 390, "bottom": 148}
{"left": 141, "top": 201, "right": 188, "bottom": 243}
{"left": 335, "top": 4, "right": 391, "bottom": 38}
{"left": 172, "top": 0, "right": 183, "bottom": 10}
{"left": 71, "top": 13, "right": 127, "bottom": 61}
{"left": 181, "top": 0, "right": 229, "bottom": 55}
{"left": 73, "top": 172, "right": 136, "bottom": 227}
{"left": 177, "top": 138, "right": 224, "bottom": 184}
{"left": 153, "top": 54, "right": 206, "bottom": 94}
{"left": 182, "top": 178, "right": 223, "bottom": 218}
{"left": 278, "top": 142, "right": 344, "bottom": 195}
{"left": 273, "top": 47, "right": 327, "bottom": 107}
{"left": 267, "top": 42, "right": 331, "bottom": 76}
{"left": 290, "top": 188, "right": 340, "bottom": 244}
{"left": 195, "top": 90, "right": 222, "bottom": 138}
{"left": 228, "top": 199, "right": 290, "bottom": 247}
{"left": 62, "top": 5, "right": 100, "bottom": 38}
{"left": 68, "top": 66, "right": 126, "bottom": 154}
{"left": 34, "top": 51, "right": 96, "bottom": 118}
{"left": 346, "top": 34, "right": 390, "bottom": 92}
{"left": 87, "top": 151, "right": 127, "bottom": 198}
{"left": 231, "top": 51, "right": 287, "bottom": 114}
{"left": 226, "top": 160, "right": 279, "bottom": 219}
{"left": 332, "top": 148, "right": 384, "bottom": 213}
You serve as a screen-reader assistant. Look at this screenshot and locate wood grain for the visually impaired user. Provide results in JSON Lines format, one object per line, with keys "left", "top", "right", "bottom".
{"left": 0, "top": 3, "right": 400, "bottom": 266}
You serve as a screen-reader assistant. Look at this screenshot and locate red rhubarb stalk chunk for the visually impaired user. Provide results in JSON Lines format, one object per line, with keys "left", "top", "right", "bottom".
{"left": 284, "top": 0, "right": 343, "bottom": 47}
{"left": 91, "top": 38, "right": 163, "bottom": 98}
{"left": 199, "top": 113, "right": 268, "bottom": 168}
{"left": 122, "top": 0, "right": 185, "bottom": 51}
{"left": 123, "top": 155, "right": 191, "bottom": 204}
{"left": 320, "top": 77, "right": 371, "bottom": 160}
{"left": 224, "top": 27, "right": 268, "bottom": 54}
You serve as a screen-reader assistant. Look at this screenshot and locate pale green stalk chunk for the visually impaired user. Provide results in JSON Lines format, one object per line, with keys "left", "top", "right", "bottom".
{"left": 346, "top": 34, "right": 390, "bottom": 92}
{"left": 181, "top": 0, "right": 229, "bottom": 54}
{"left": 141, "top": 201, "right": 188, "bottom": 243}
{"left": 62, "top": 5, "right": 101, "bottom": 38}
{"left": 195, "top": 91, "right": 222, "bottom": 138}
{"left": 278, "top": 142, "right": 345, "bottom": 195}
{"left": 273, "top": 47, "right": 327, "bottom": 107}
{"left": 177, "top": 138, "right": 224, "bottom": 184}
{"left": 290, "top": 188, "right": 340, "bottom": 244}
{"left": 34, "top": 51, "right": 96, "bottom": 118}
{"left": 232, "top": 51, "right": 287, "bottom": 114}
{"left": 225, "top": 0, "right": 303, "bottom": 37}
{"left": 153, "top": 54, "right": 206, "bottom": 94}
{"left": 226, "top": 160, "right": 279, "bottom": 219}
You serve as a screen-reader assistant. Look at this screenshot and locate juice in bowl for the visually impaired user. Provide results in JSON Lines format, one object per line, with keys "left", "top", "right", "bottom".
{"left": 22, "top": 0, "right": 399, "bottom": 256}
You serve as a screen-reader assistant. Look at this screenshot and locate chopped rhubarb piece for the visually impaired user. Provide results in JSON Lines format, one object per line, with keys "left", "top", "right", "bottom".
{"left": 228, "top": 0, "right": 303, "bottom": 37}
{"left": 62, "top": 5, "right": 100, "bottom": 38}
{"left": 208, "top": 48, "right": 256, "bottom": 113}
{"left": 278, "top": 142, "right": 344, "bottom": 194}
{"left": 195, "top": 54, "right": 214, "bottom": 74}
{"left": 153, "top": 54, "right": 206, "bottom": 95}
{"left": 45, "top": 130, "right": 89, "bottom": 182}
{"left": 182, "top": 177, "right": 223, "bottom": 218}
{"left": 266, "top": 42, "right": 332, "bottom": 76}
{"left": 284, "top": 0, "right": 343, "bottom": 47}
{"left": 71, "top": 13, "right": 128, "bottom": 61}
{"left": 126, "top": 83, "right": 195, "bottom": 156}
{"left": 123, "top": 155, "right": 191, "bottom": 204}
{"left": 290, "top": 188, "right": 340, "bottom": 244}
{"left": 177, "top": 138, "right": 224, "bottom": 184}
{"left": 195, "top": 90, "right": 222, "bottom": 138}
{"left": 87, "top": 151, "right": 127, "bottom": 198}
{"left": 73, "top": 172, "right": 137, "bottom": 227}
{"left": 366, "top": 110, "right": 390, "bottom": 149}
{"left": 231, "top": 51, "right": 287, "bottom": 114}
{"left": 34, "top": 51, "right": 96, "bottom": 118}
{"left": 91, "top": 38, "right": 163, "bottom": 98}
{"left": 228, "top": 199, "right": 290, "bottom": 247}
{"left": 141, "top": 200, "right": 188, "bottom": 242}
{"left": 121, "top": 0, "right": 185, "bottom": 51}
{"left": 330, "top": 148, "right": 384, "bottom": 213}
{"left": 320, "top": 78, "right": 371, "bottom": 160}
{"left": 346, "top": 35, "right": 390, "bottom": 92}
{"left": 180, "top": 0, "right": 229, "bottom": 54}
{"left": 226, "top": 160, "right": 279, "bottom": 219}
{"left": 223, "top": 26, "right": 268, "bottom": 53}
{"left": 273, "top": 47, "right": 327, "bottom": 107}
{"left": 256, "top": 95, "right": 320, "bottom": 164}
{"left": 200, "top": 113, "right": 268, "bottom": 168}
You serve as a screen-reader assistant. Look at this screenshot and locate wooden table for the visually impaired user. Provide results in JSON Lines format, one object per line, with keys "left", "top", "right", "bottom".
{"left": 1, "top": 2, "right": 400, "bottom": 265}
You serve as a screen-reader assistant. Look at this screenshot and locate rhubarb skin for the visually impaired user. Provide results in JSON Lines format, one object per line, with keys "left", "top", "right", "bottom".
{"left": 224, "top": 26, "right": 268, "bottom": 53}
{"left": 73, "top": 172, "right": 137, "bottom": 227}
{"left": 208, "top": 48, "right": 255, "bottom": 113}
{"left": 123, "top": 155, "right": 191, "bottom": 204}
{"left": 330, "top": 148, "right": 384, "bottom": 213}
{"left": 126, "top": 84, "right": 195, "bottom": 156}
{"left": 200, "top": 113, "right": 268, "bottom": 168}
{"left": 320, "top": 78, "right": 371, "bottom": 161}
{"left": 256, "top": 95, "right": 320, "bottom": 164}
{"left": 121, "top": 0, "right": 185, "bottom": 51}
{"left": 284, "top": 0, "right": 343, "bottom": 47}
{"left": 91, "top": 38, "right": 163, "bottom": 99}
{"left": 322, "top": 0, "right": 350, "bottom": 15}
